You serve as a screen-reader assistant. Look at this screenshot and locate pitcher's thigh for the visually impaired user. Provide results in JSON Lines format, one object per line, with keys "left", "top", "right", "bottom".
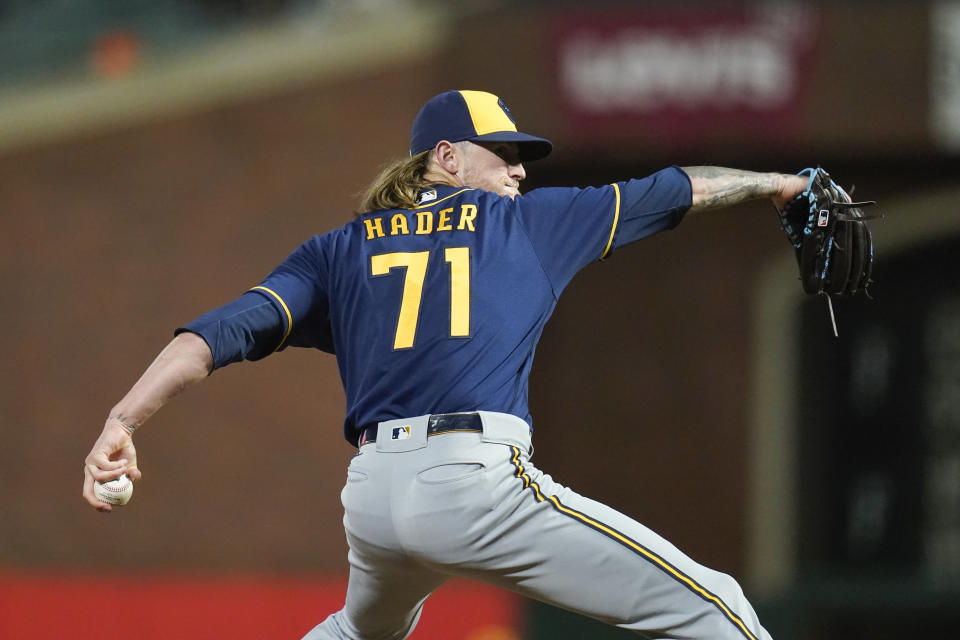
{"left": 474, "top": 452, "right": 770, "bottom": 639}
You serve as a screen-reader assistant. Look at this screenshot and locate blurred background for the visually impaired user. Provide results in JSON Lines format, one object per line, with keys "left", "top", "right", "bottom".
{"left": 1, "top": 0, "right": 959, "bottom": 638}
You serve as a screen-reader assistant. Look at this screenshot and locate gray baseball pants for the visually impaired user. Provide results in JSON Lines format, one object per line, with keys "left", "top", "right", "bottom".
{"left": 302, "top": 412, "right": 771, "bottom": 640}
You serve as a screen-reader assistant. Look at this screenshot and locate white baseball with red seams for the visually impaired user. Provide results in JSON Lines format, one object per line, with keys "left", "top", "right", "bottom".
{"left": 94, "top": 474, "right": 133, "bottom": 505}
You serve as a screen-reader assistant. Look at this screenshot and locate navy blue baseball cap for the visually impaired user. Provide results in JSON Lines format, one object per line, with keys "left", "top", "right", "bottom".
{"left": 409, "top": 90, "right": 553, "bottom": 162}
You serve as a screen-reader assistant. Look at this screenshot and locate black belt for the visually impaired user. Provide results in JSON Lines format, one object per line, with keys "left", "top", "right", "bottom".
{"left": 357, "top": 412, "right": 483, "bottom": 446}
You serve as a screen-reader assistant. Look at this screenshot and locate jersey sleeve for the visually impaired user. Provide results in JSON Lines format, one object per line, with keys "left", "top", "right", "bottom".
{"left": 514, "top": 166, "right": 691, "bottom": 292}
{"left": 251, "top": 234, "right": 335, "bottom": 354}
{"left": 177, "top": 235, "right": 335, "bottom": 370}
{"left": 175, "top": 291, "right": 286, "bottom": 369}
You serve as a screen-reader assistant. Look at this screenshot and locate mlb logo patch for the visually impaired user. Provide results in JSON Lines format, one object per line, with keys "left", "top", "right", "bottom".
{"left": 392, "top": 426, "right": 412, "bottom": 440}
{"left": 817, "top": 209, "right": 830, "bottom": 227}
{"left": 416, "top": 189, "right": 437, "bottom": 205}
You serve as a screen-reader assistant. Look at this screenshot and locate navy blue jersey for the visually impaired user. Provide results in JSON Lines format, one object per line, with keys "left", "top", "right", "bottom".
{"left": 182, "top": 167, "right": 691, "bottom": 444}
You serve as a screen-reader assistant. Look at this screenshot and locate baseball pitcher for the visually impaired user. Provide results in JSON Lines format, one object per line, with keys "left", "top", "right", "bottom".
{"left": 84, "top": 90, "right": 876, "bottom": 639}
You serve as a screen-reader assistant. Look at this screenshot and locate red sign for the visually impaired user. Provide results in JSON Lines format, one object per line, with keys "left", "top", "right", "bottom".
{"left": 549, "top": 5, "right": 821, "bottom": 147}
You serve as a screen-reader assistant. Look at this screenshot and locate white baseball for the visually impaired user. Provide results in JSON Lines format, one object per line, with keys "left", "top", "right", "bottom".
{"left": 94, "top": 473, "right": 133, "bottom": 505}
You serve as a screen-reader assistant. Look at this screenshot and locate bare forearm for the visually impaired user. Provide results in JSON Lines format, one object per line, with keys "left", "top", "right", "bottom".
{"left": 682, "top": 166, "right": 805, "bottom": 213}
{"left": 108, "top": 331, "right": 214, "bottom": 430}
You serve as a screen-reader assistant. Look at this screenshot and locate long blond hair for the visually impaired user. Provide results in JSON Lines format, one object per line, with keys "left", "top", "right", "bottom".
{"left": 357, "top": 151, "right": 431, "bottom": 213}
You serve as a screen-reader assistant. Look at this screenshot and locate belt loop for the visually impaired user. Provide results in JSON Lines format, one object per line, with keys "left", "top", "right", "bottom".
{"left": 476, "top": 411, "right": 532, "bottom": 453}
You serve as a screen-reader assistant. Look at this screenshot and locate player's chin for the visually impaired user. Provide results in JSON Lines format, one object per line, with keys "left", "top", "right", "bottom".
{"left": 502, "top": 185, "right": 521, "bottom": 199}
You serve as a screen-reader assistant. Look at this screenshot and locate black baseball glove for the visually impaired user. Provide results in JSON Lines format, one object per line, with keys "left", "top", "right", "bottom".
{"left": 776, "top": 167, "right": 879, "bottom": 297}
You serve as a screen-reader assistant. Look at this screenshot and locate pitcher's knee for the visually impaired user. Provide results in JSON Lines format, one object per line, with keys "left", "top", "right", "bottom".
{"left": 338, "top": 603, "right": 423, "bottom": 640}
{"left": 700, "top": 573, "right": 765, "bottom": 639}
{"left": 301, "top": 609, "right": 407, "bottom": 640}
{"left": 300, "top": 610, "right": 349, "bottom": 640}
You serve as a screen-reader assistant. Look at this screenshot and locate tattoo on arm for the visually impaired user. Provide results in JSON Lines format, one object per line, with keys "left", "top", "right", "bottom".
{"left": 109, "top": 415, "right": 138, "bottom": 433}
{"left": 682, "top": 166, "right": 782, "bottom": 214}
